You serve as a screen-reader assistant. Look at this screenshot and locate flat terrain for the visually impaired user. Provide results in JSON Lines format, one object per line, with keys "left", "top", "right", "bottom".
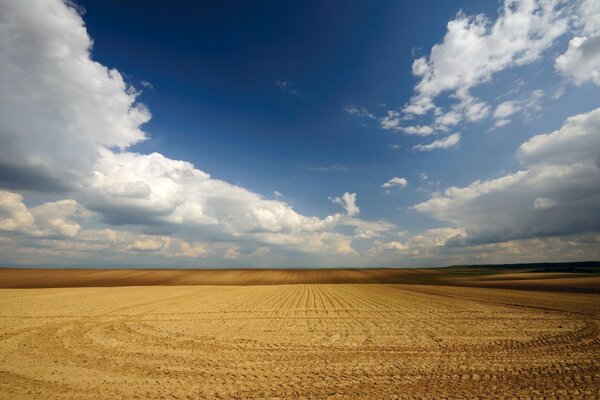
{"left": 1, "top": 265, "right": 599, "bottom": 292}
{"left": 1, "top": 274, "right": 600, "bottom": 398}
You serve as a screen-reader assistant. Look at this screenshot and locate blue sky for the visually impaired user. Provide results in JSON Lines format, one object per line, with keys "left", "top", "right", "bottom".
{"left": 0, "top": 0, "right": 599, "bottom": 267}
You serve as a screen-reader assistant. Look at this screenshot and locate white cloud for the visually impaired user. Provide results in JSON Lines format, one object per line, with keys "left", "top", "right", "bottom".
{"left": 140, "top": 80, "right": 154, "bottom": 90}
{"left": 344, "top": 106, "right": 376, "bottom": 119}
{"left": 382, "top": 177, "right": 408, "bottom": 188}
{"left": 0, "top": 0, "right": 386, "bottom": 262}
{"left": 413, "top": 133, "right": 461, "bottom": 151}
{"left": 491, "top": 90, "right": 544, "bottom": 127}
{"left": 176, "top": 241, "right": 208, "bottom": 258}
{"left": 402, "top": 0, "right": 568, "bottom": 127}
{"left": 401, "top": 125, "right": 435, "bottom": 136}
{"left": 517, "top": 106, "right": 600, "bottom": 165}
{"left": 0, "top": 191, "right": 37, "bottom": 234}
{"left": 414, "top": 107, "right": 600, "bottom": 244}
{"left": 30, "top": 199, "right": 90, "bottom": 238}
{"left": 494, "top": 101, "right": 521, "bottom": 119}
{"left": 0, "top": 0, "right": 150, "bottom": 191}
{"left": 90, "top": 150, "right": 336, "bottom": 235}
{"left": 0, "top": 190, "right": 90, "bottom": 238}
{"left": 379, "top": 111, "right": 402, "bottom": 130}
{"left": 555, "top": 0, "right": 600, "bottom": 86}
{"left": 373, "top": 227, "right": 466, "bottom": 257}
{"left": 434, "top": 111, "right": 461, "bottom": 128}
{"left": 330, "top": 192, "right": 360, "bottom": 217}
{"left": 555, "top": 35, "right": 600, "bottom": 86}
{"left": 127, "top": 237, "right": 168, "bottom": 252}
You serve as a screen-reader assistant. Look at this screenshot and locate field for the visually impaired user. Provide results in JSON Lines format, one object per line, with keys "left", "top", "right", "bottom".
{"left": 1, "top": 267, "right": 599, "bottom": 399}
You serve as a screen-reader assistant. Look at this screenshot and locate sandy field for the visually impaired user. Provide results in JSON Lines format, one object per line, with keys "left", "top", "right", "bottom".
{"left": 1, "top": 273, "right": 599, "bottom": 398}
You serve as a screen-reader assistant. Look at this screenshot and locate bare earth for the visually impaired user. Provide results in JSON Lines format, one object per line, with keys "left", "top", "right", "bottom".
{"left": 1, "top": 269, "right": 599, "bottom": 399}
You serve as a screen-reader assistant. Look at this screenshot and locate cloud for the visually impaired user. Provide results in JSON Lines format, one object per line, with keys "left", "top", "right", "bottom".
{"left": 127, "top": 237, "right": 168, "bottom": 252}
{"left": 0, "top": 191, "right": 37, "bottom": 234}
{"left": 414, "top": 107, "right": 600, "bottom": 244}
{"left": 30, "top": 199, "right": 90, "bottom": 238}
{"left": 379, "top": 111, "right": 402, "bottom": 130}
{"left": 374, "top": 231, "right": 600, "bottom": 265}
{"left": 413, "top": 133, "right": 461, "bottom": 151}
{"left": 330, "top": 192, "right": 360, "bottom": 217}
{"left": 517, "top": 106, "right": 600, "bottom": 165}
{"left": 373, "top": 227, "right": 466, "bottom": 257}
{"left": 176, "top": 241, "right": 208, "bottom": 258}
{"left": 491, "top": 89, "right": 544, "bottom": 127}
{"left": 0, "top": 190, "right": 89, "bottom": 238}
{"left": 402, "top": 0, "right": 568, "bottom": 127}
{"left": 555, "top": 35, "right": 600, "bottom": 86}
{"left": 555, "top": 0, "right": 600, "bottom": 86}
{"left": 0, "top": 0, "right": 150, "bottom": 191}
{"left": 275, "top": 80, "right": 301, "bottom": 96}
{"left": 0, "top": 0, "right": 385, "bottom": 263}
{"left": 89, "top": 150, "right": 338, "bottom": 236}
{"left": 224, "top": 245, "right": 241, "bottom": 259}
{"left": 382, "top": 177, "right": 408, "bottom": 188}
{"left": 344, "top": 106, "right": 376, "bottom": 119}
{"left": 494, "top": 101, "right": 521, "bottom": 119}
{"left": 140, "top": 80, "right": 154, "bottom": 90}
{"left": 401, "top": 125, "right": 435, "bottom": 136}
{"left": 493, "top": 100, "right": 521, "bottom": 126}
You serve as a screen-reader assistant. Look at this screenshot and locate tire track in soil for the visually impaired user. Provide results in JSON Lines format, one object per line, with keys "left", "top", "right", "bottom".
{"left": 1, "top": 284, "right": 599, "bottom": 398}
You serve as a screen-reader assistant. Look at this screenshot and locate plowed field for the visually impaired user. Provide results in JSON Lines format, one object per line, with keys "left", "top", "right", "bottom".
{"left": 1, "top": 282, "right": 599, "bottom": 398}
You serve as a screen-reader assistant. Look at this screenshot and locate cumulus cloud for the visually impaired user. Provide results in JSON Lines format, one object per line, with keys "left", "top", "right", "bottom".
{"left": 380, "top": 111, "right": 402, "bottom": 130}
{"left": 373, "top": 227, "right": 466, "bottom": 257}
{"left": 0, "top": 0, "right": 150, "bottom": 191}
{"left": 555, "top": 0, "right": 600, "bottom": 86}
{"left": 0, "top": 191, "right": 37, "bottom": 234}
{"left": 414, "top": 107, "right": 600, "bottom": 244}
{"left": 330, "top": 192, "right": 360, "bottom": 217}
{"left": 0, "top": 0, "right": 380, "bottom": 262}
{"left": 494, "top": 101, "right": 521, "bottom": 119}
{"left": 401, "top": 125, "right": 435, "bottom": 136}
{"left": 127, "top": 237, "right": 168, "bottom": 252}
{"left": 0, "top": 190, "right": 89, "bottom": 238}
{"left": 88, "top": 150, "right": 340, "bottom": 239}
{"left": 382, "top": 177, "right": 408, "bottom": 188}
{"left": 413, "top": 133, "right": 461, "bottom": 151}
{"left": 401, "top": 0, "right": 568, "bottom": 128}
{"left": 30, "top": 199, "right": 90, "bottom": 238}
{"left": 556, "top": 35, "right": 600, "bottom": 86}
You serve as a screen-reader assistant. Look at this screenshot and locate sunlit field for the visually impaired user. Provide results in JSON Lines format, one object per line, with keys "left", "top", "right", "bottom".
{"left": 1, "top": 268, "right": 599, "bottom": 399}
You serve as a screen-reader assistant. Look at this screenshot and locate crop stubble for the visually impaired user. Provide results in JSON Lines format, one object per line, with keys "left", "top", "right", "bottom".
{"left": 0, "top": 284, "right": 599, "bottom": 399}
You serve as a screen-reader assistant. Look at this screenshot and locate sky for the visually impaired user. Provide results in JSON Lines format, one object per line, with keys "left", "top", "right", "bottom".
{"left": 0, "top": 0, "right": 599, "bottom": 268}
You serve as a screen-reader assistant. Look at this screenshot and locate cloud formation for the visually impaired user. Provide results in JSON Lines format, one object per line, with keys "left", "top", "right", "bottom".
{"left": 0, "top": 0, "right": 373, "bottom": 263}
{"left": 403, "top": 0, "right": 567, "bottom": 126}
{"left": 413, "top": 133, "right": 461, "bottom": 151}
{"left": 555, "top": 0, "right": 600, "bottom": 86}
{"left": 0, "top": 0, "right": 150, "bottom": 191}
{"left": 330, "top": 192, "right": 360, "bottom": 217}
{"left": 414, "top": 107, "right": 600, "bottom": 244}
{"left": 382, "top": 177, "right": 408, "bottom": 188}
